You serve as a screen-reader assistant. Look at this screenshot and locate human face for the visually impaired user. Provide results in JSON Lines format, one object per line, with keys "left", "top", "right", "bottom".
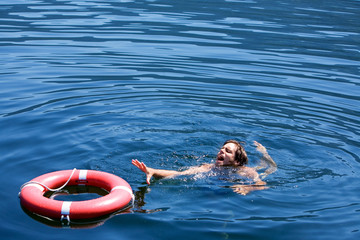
{"left": 216, "top": 143, "right": 237, "bottom": 166}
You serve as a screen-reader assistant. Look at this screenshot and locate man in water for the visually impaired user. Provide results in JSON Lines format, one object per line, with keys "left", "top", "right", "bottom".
{"left": 132, "top": 140, "right": 277, "bottom": 195}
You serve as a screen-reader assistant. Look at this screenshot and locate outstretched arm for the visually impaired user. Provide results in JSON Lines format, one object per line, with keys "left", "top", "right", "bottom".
{"left": 132, "top": 159, "right": 211, "bottom": 185}
{"left": 253, "top": 141, "right": 277, "bottom": 178}
{"left": 132, "top": 159, "right": 179, "bottom": 185}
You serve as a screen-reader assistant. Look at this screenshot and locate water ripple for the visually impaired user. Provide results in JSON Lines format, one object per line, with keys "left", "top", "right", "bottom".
{"left": 1, "top": 0, "right": 360, "bottom": 238}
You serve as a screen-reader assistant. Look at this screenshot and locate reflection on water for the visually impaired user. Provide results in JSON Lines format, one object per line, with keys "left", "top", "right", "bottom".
{"left": 1, "top": 0, "right": 360, "bottom": 239}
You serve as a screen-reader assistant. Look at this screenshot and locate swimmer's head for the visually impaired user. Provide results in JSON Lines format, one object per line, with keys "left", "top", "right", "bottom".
{"left": 216, "top": 140, "right": 248, "bottom": 167}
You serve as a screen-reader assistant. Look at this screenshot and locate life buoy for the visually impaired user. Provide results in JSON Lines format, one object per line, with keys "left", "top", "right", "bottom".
{"left": 19, "top": 169, "right": 134, "bottom": 222}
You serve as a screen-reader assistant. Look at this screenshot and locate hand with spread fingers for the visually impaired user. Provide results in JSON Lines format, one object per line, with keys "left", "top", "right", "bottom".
{"left": 132, "top": 159, "right": 154, "bottom": 185}
{"left": 253, "top": 140, "right": 277, "bottom": 178}
{"left": 254, "top": 140, "right": 267, "bottom": 154}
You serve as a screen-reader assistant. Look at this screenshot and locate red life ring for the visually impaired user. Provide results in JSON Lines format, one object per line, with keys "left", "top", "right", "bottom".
{"left": 19, "top": 170, "right": 133, "bottom": 221}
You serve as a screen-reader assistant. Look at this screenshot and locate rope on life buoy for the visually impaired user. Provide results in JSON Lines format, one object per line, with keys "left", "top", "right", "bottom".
{"left": 19, "top": 168, "right": 77, "bottom": 197}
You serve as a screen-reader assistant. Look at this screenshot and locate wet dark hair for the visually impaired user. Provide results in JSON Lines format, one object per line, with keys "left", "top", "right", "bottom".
{"left": 223, "top": 140, "right": 248, "bottom": 166}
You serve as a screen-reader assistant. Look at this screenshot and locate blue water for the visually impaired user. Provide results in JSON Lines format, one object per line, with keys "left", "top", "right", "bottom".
{"left": 1, "top": 0, "right": 360, "bottom": 239}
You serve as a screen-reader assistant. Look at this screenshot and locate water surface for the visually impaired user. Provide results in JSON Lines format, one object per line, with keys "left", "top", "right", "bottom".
{"left": 1, "top": 0, "right": 359, "bottom": 239}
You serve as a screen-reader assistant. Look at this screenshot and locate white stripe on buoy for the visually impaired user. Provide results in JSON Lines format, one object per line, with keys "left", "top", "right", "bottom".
{"left": 79, "top": 170, "right": 87, "bottom": 180}
{"left": 61, "top": 201, "right": 72, "bottom": 215}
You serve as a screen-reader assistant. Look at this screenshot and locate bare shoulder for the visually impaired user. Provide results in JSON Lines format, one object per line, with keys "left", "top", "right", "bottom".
{"left": 196, "top": 163, "right": 213, "bottom": 172}
{"left": 237, "top": 166, "right": 258, "bottom": 178}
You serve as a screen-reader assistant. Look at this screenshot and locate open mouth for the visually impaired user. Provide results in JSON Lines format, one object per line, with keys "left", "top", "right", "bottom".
{"left": 217, "top": 155, "right": 224, "bottom": 161}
